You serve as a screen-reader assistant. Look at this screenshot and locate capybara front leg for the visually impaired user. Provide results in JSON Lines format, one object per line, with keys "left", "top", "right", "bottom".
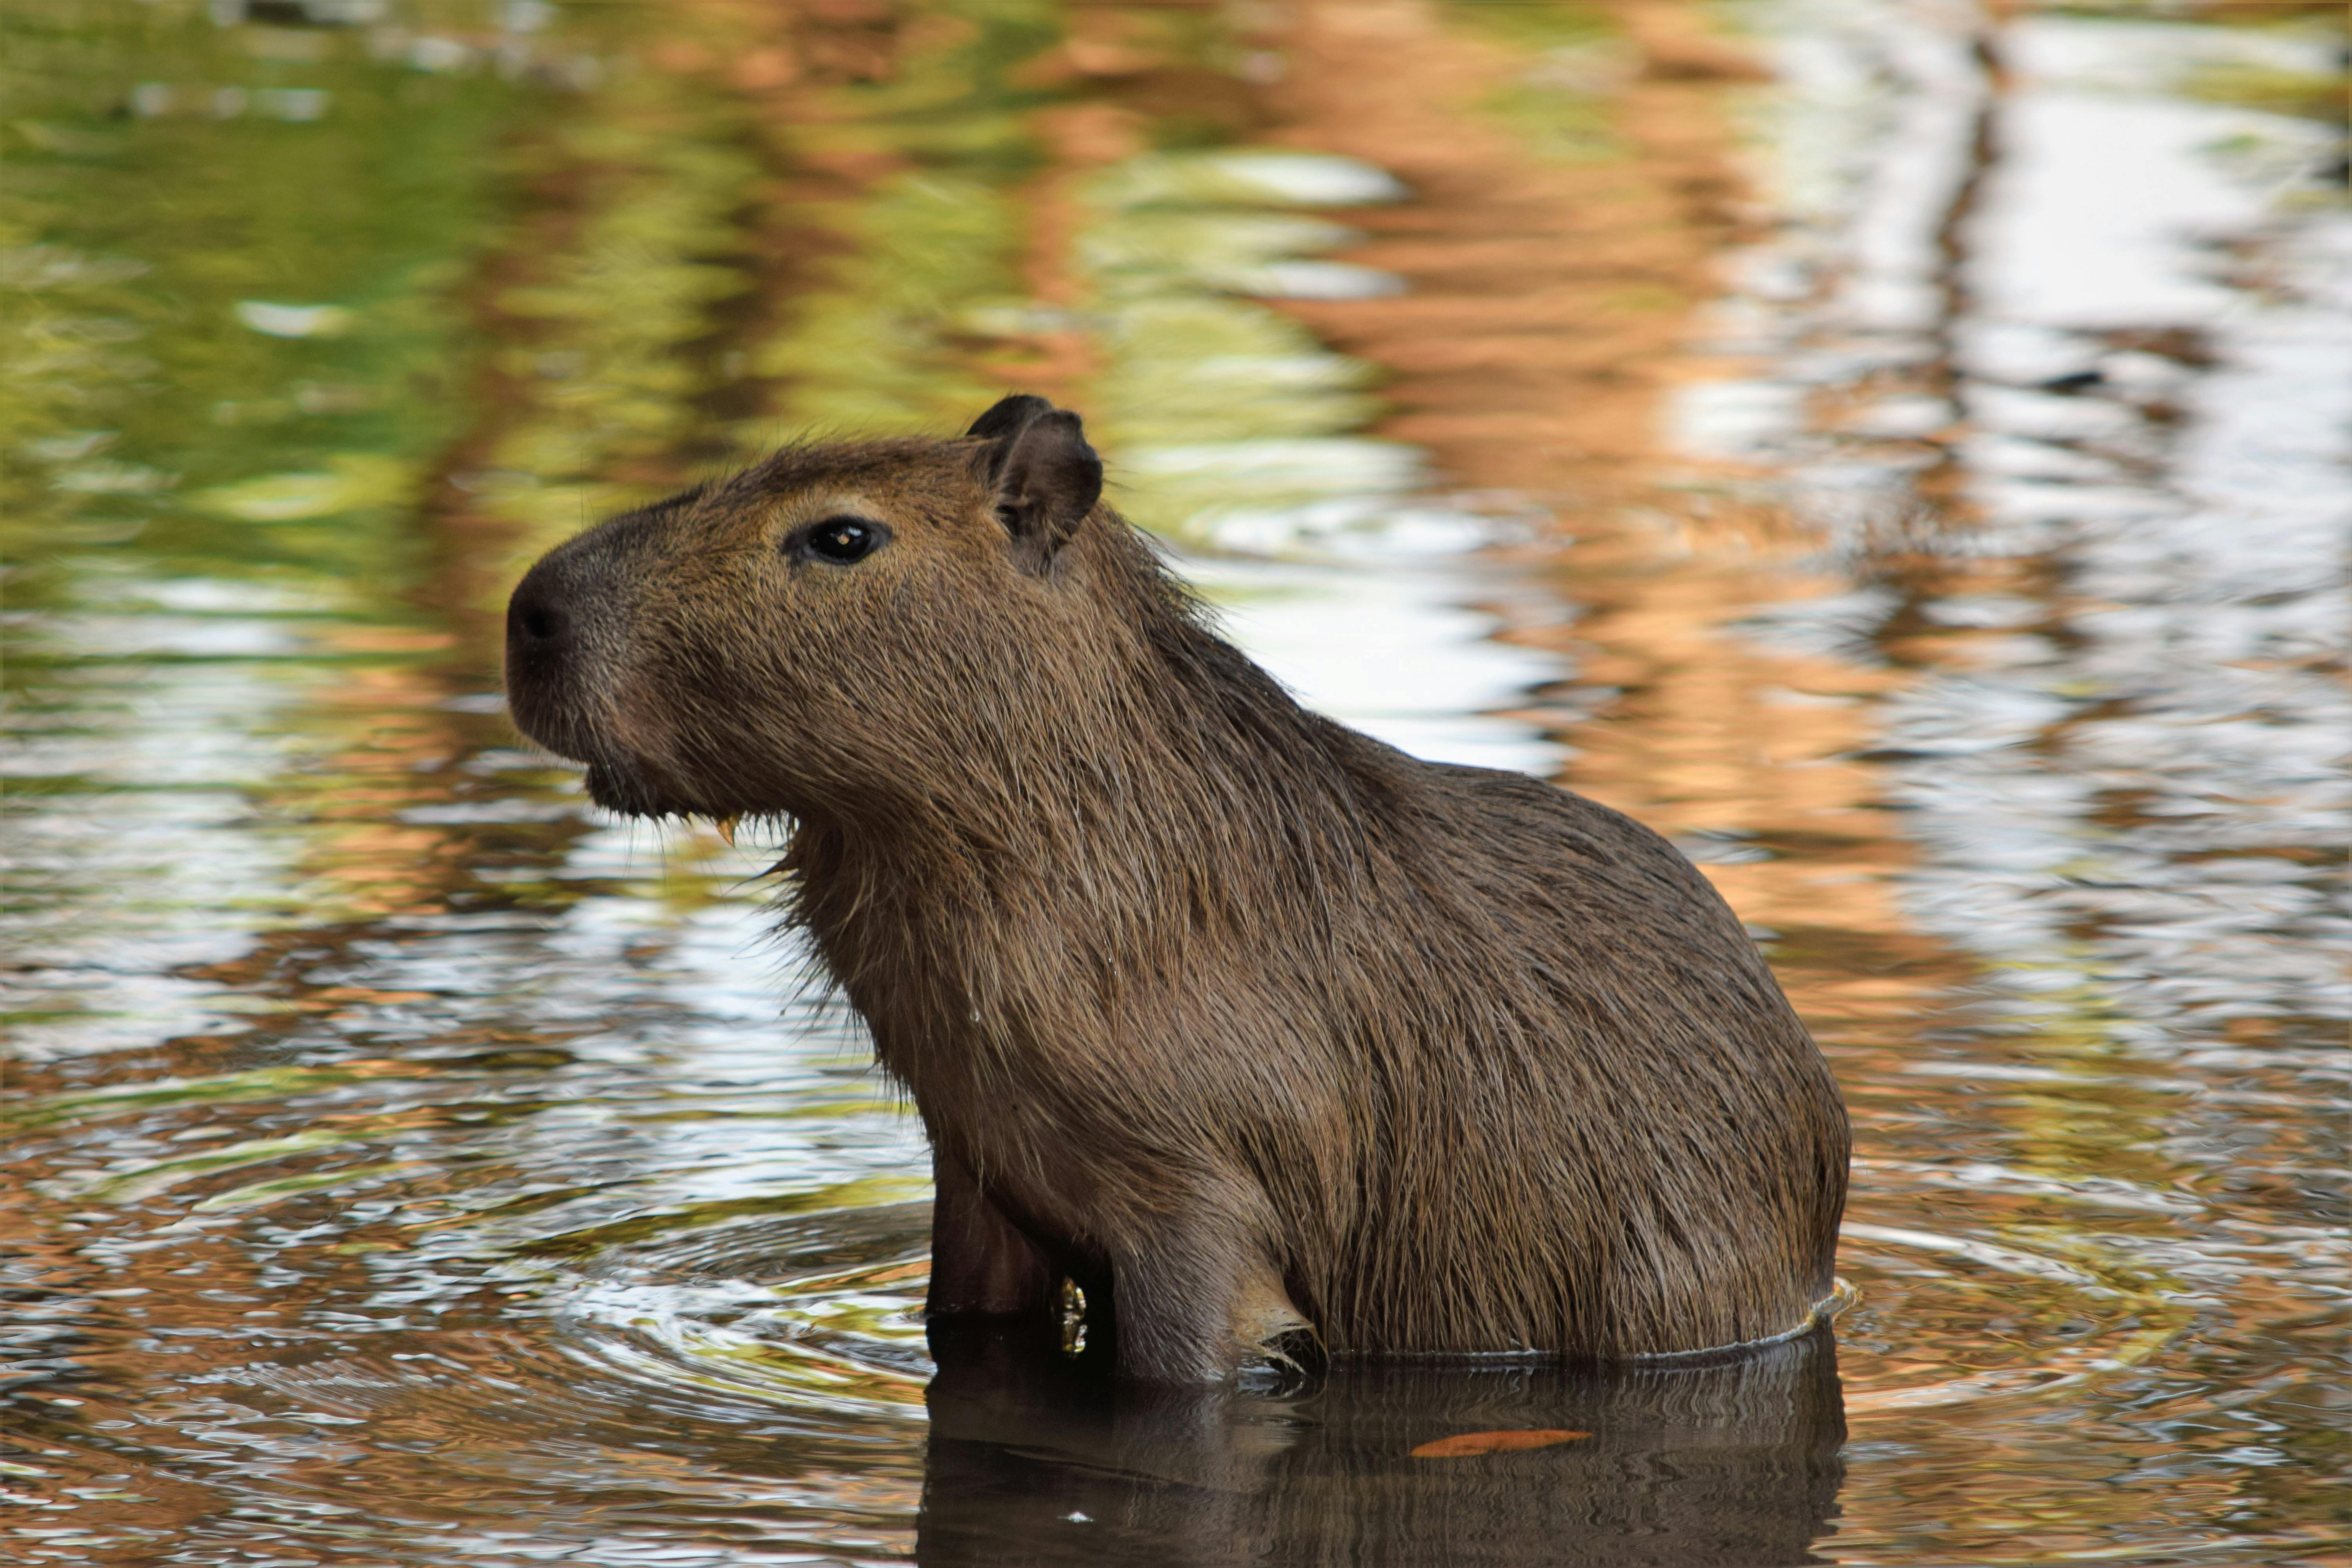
{"left": 926, "top": 1149, "right": 1052, "bottom": 1319}
{"left": 1112, "top": 1224, "right": 1308, "bottom": 1383}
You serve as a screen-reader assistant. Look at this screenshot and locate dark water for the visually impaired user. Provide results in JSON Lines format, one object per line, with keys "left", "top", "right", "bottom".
{"left": 3, "top": 1, "right": 2345, "bottom": 1563}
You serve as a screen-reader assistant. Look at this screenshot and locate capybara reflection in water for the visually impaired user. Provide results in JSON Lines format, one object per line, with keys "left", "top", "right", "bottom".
{"left": 505, "top": 396, "right": 1850, "bottom": 1383}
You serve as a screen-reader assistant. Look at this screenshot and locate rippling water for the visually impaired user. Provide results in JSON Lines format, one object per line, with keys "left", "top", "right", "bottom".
{"left": 4, "top": 1, "right": 2345, "bottom": 1563}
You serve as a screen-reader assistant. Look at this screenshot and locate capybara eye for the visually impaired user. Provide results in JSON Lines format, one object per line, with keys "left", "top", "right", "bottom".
{"left": 795, "top": 517, "right": 887, "bottom": 564}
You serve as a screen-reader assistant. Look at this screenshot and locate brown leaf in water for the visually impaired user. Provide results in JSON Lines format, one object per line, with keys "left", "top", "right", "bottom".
{"left": 1410, "top": 1429, "right": 1591, "bottom": 1458}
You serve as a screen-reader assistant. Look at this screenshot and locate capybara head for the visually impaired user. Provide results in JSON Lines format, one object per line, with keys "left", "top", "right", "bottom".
{"left": 505, "top": 396, "right": 1131, "bottom": 825}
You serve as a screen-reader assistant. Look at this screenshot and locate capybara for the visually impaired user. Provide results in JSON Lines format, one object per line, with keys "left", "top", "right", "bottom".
{"left": 504, "top": 394, "right": 1850, "bottom": 1382}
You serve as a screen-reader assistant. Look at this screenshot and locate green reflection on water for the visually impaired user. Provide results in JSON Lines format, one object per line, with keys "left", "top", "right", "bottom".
{"left": 0, "top": 1056, "right": 452, "bottom": 1130}
{"left": 1076, "top": 150, "right": 1406, "bottom": 539}
{"left": 2, "top": 2, "right": 531, "bottom": 595}
{"left": 2, "top": 0, "right": 1421, "bottom": 636}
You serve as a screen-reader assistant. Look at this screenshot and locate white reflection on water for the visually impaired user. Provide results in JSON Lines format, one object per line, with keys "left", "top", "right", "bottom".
{"left": 1079, "top": 145, "right": 1567, "bottom": 776}
{"left": 1191, "top": 542, "right": 1564, "bottom": 777}
{"left": 1, "top": 611, "right": 332, "bottom": 1059}
{"left": 1686, "top": 3, "right": 2352, "bottom": 1038}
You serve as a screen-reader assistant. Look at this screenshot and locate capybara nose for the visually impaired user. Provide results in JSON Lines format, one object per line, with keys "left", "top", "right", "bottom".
{"left": 504, "top": 556, "right": 603, "bottom": 757}
{"left": 505, "top": 568, "right": 575, "bottom": 689}
{"left": 509, "top": 583, "right": 567, "bottom": 651}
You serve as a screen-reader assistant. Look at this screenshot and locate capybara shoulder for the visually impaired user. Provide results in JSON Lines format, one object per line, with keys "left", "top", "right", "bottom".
{"left": 505, "top": 394, "right": 1850, "bottom": 1381}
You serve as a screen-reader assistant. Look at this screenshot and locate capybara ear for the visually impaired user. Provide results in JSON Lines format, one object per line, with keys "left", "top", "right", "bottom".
{"left": 980, "top": 403, "right": 1102, "bottom": 572}
{"left": 967, "top": 394, "right": 1055, "bottom": 445}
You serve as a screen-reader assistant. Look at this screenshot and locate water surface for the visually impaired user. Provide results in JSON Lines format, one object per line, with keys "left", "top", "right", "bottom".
{"left": 3, "top": 0, "right": 2345, "bottom": 1563}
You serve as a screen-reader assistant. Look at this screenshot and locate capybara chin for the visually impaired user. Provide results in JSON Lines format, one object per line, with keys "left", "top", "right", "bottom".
{"left": 504, "top": 394, "right": 1851, "bottom": 1383}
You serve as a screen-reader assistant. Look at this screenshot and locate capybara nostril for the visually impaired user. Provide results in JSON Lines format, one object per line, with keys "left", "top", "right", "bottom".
{"left": 509, "top": 587, "right": 565, "bottom": 648}
{"left": 504, "top": 556, "right": 614, "bottom": 772}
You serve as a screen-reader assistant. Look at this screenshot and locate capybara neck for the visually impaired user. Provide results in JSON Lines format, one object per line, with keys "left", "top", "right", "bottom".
{"left": 784, "top": 525, "right": 1379, "bottom": 1088}
{"left": 787, "top": 519, "right": 1365, "bottom": 913}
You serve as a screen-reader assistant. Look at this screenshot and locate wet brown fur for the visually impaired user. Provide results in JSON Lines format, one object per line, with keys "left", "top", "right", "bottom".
{"left": 504, "top": 397, "right": 1850, "bottom": 1382}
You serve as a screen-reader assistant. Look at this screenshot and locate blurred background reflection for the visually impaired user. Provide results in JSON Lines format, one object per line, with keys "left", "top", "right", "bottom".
{"left": 3, "top": 0, "right": 2345, "bottom": 1563}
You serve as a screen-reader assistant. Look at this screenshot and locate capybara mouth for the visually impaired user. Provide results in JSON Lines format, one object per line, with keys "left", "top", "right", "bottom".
{"left": 579, "top": 758, "right": 658, "bottom": 816}
{"left": 508, "top": 654, "right": 748, "bottom": 822}
{"left": 506, "top": 675, "right": 692, "bottom": 817}
{"left": 579, "top": 754, "right": 713, "bottom": 822}
{"left": 506, "top": 697, "right": 663, "bottom": 814}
